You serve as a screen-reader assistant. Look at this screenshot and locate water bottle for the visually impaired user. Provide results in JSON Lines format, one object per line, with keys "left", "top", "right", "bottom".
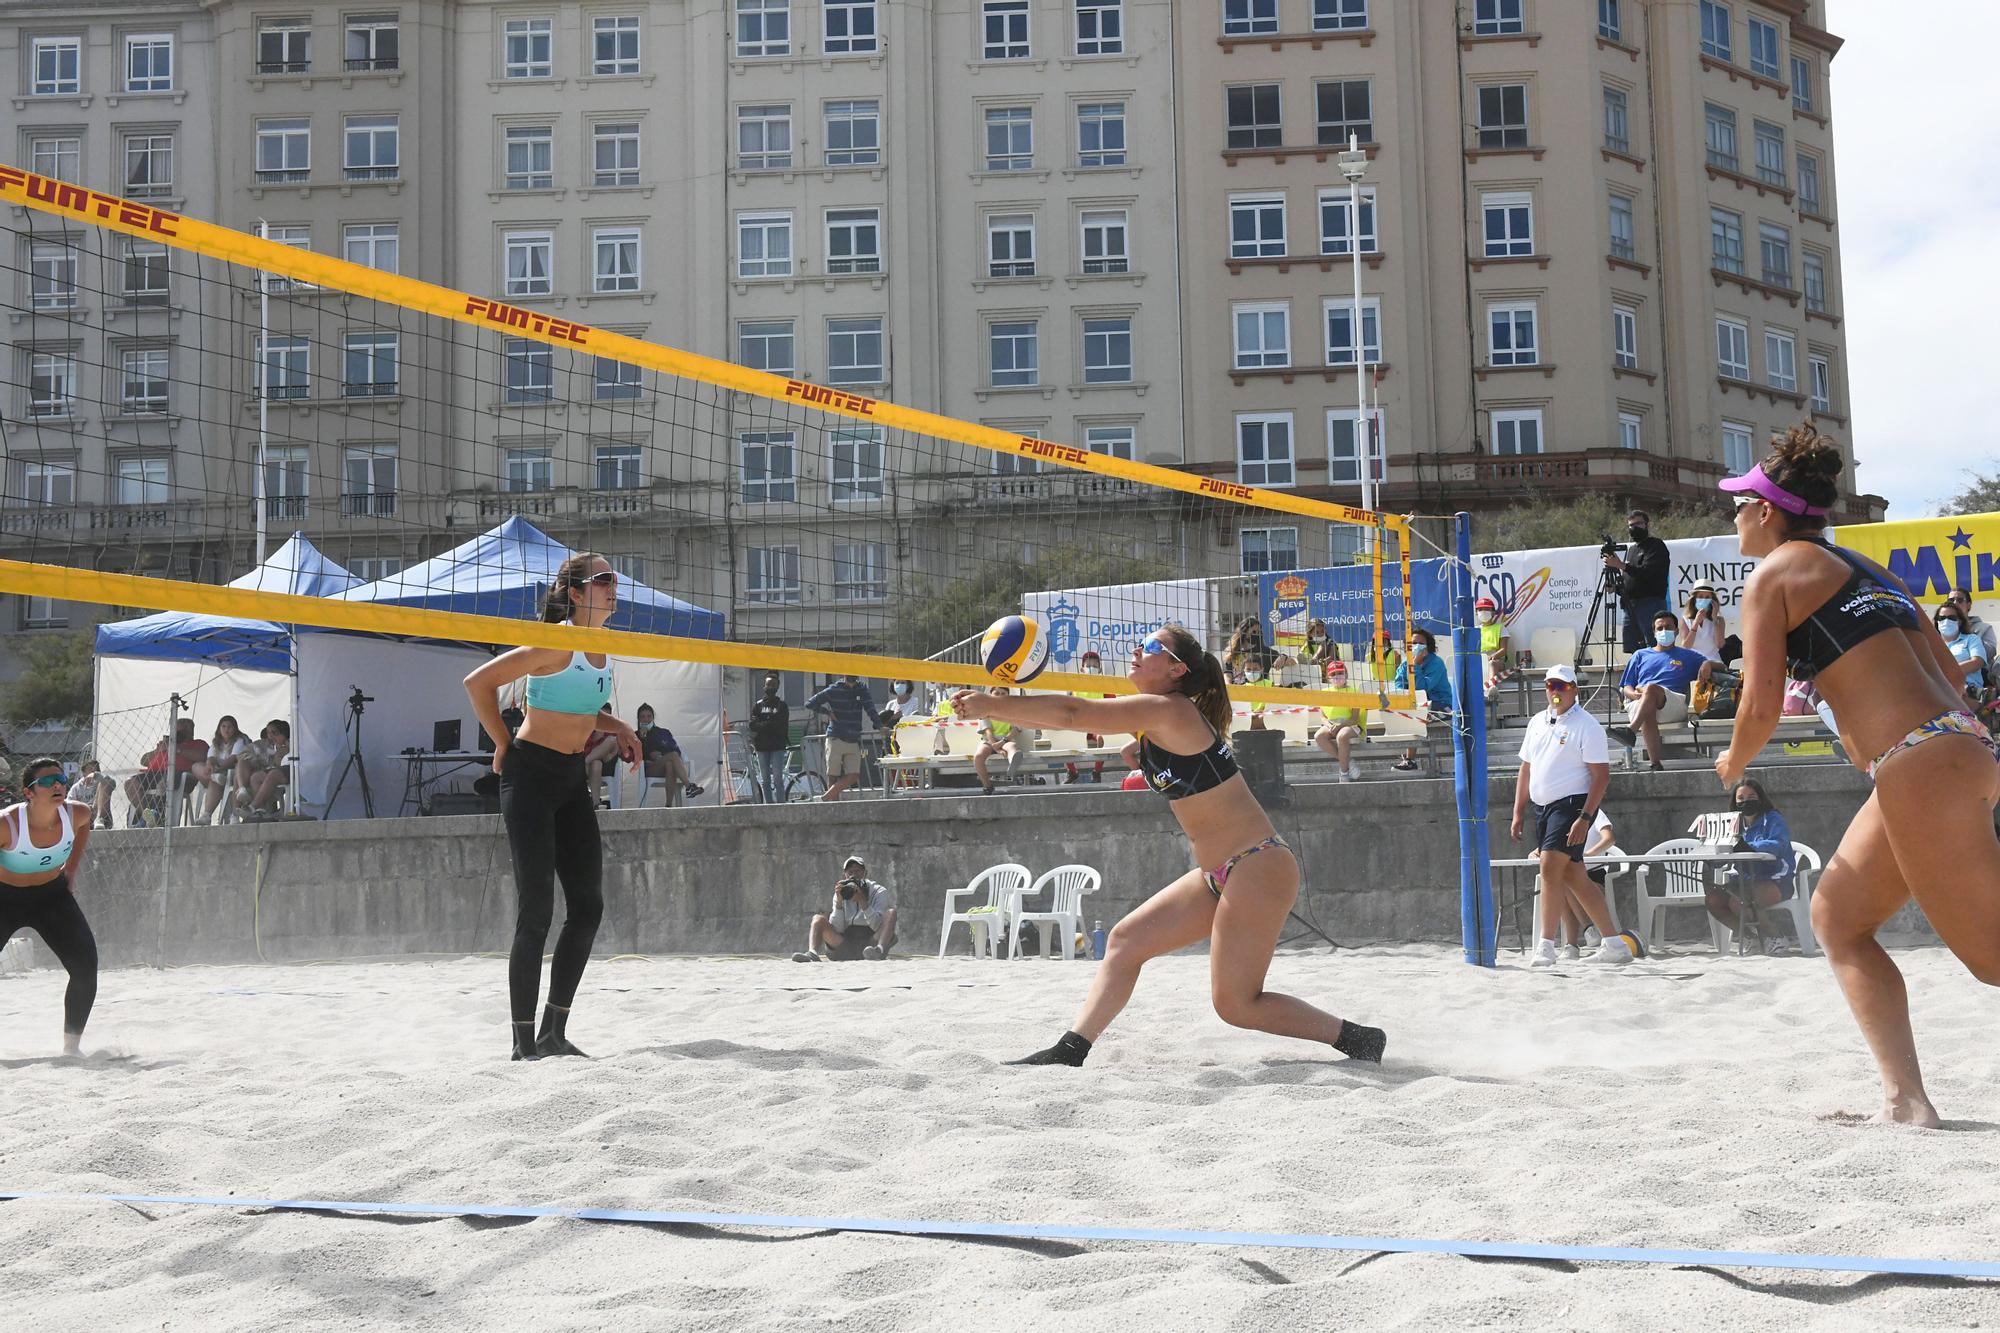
{"left": 1090, "top": 920, "right": 1107, "bottom": 960}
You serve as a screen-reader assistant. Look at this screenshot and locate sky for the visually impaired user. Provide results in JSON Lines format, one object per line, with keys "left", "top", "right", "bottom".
{"left": 1828, "top": 0, "right": 2000, "bottom": 518}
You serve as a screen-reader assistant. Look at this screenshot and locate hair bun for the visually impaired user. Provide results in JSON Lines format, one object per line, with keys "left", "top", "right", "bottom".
{"left": 1771, "top": 422, "right": 1842, "bottom": 481}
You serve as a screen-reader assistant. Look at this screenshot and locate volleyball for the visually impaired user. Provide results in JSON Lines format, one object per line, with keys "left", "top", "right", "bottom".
{"left": 980, "top": 614, "right": 1049, "bottom": 685}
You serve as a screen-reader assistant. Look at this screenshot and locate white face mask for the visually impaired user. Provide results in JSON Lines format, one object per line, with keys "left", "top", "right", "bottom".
{"left": 1940, "top": 619, "right": 1962, "bottom": 639}
{"left": 1410, "top": 644, "right": 1428, "bottom": 658}
{"left": 1694, "top": 597, "right": 1714, "bottom": 611}
{"left": 1655, "top": 629, "right": 1678, "bottom": 647}
{"left": 1477, "top": 611, "right": 1494, "bottom": 625}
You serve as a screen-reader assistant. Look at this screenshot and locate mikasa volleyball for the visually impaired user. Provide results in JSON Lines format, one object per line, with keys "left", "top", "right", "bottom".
{"left": 980, "top": 614, "right": 1050, "bottom": 684}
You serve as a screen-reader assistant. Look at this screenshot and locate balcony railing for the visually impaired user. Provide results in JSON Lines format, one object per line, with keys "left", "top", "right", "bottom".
{"left": 255, "top": 168, "right": 310, "bottom": 184}
{"left": 342, "top": 491, "right": 397, "bottom": 518}
{"left": 343, "top": 165, "right": 399, "bottom": 182}
{"left": 264, "top": 495, "right": 307, "bottom": 520}
{"left": 257, "top": 60, "right": 310, "bottom": 74}
{"left": 345, "top": 57, "right": 398, "bottom": 72}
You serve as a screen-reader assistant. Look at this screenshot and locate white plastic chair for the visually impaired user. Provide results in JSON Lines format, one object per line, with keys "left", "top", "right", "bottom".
{"left": 938, "top": 862, "right": 1030, "bottom": 958}
{"left": 1711, "top": 842, "right": 1821, "bottom": 956}
{"left": 1009, "top": 864, "right": 1102, "bottom": 960}
{"left": 1633, "top": 837, "right": 1730, "bottom": 954}
{"left": 1529, "top": 627, "right": 1579, "bottom": 671}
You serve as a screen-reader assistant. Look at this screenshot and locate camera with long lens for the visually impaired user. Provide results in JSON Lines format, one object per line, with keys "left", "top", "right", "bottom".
{"left": 838, "top": 876, "right": 863, "bottom": 900}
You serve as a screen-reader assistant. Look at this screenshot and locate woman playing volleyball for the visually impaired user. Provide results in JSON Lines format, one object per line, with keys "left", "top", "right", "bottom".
{"left": 953, "top": 624, "right": 1385, "bottom": 1066}
{"left": 0, "top": 758, "right": 100, "bottom": 1056}
{"left": 1719, "top": 424, "right": 2000, "bottom": 1125}
{"left": 465, "top": 553, "right": 639, "bottom": 1062}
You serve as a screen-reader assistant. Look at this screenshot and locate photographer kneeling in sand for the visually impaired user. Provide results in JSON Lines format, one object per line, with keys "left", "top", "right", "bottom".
{"left": 793, "top": 855, "right": 897, "bottom": 961}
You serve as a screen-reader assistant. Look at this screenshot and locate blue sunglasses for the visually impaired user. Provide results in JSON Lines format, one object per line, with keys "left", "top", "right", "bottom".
{"left": 1139, "top": 637, "right": 1184, "bottom": 664}
{"left": 28, "top": 773, "right": 67, "bottom": 789}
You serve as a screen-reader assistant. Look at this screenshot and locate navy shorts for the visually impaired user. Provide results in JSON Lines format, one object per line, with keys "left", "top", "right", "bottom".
{"left": 1531, "top": 795, "right": 1590, "bottom": 862}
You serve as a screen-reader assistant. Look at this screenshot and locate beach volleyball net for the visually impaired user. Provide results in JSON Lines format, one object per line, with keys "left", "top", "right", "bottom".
{"left": 0, "top": 165, "right": 1413, "bottom": 708}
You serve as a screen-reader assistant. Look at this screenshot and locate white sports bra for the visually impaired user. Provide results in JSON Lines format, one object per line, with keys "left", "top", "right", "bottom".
{"left": 0, "top": 801, "right": 76, "bottom": 878}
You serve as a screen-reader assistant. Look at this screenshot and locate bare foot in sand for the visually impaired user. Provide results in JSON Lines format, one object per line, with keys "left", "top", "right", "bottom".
{"left": 1878, "top": 1094, "right": 1941, "bottom": 1129}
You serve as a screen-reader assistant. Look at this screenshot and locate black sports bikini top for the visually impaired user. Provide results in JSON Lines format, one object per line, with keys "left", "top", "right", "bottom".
{"left": 1137, "top": 724, "right": 1240, "bottom": 801}
{"left": 1785, "top": 539, "right": 1923, "bottom": 680}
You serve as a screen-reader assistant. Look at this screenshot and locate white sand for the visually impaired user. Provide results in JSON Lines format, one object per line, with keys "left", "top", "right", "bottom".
{"left": 1, "top": 944, "right": 1995, "bottom": 1330}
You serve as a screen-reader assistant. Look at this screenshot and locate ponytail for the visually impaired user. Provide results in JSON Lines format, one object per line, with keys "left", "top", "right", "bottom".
{"left": 1158, "top": 625, "right": 1233, "bottom": 736}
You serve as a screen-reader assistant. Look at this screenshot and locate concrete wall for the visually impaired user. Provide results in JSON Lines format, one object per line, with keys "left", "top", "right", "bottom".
{"left": 63, "top": 762, "right": 1904, "bottom": 969}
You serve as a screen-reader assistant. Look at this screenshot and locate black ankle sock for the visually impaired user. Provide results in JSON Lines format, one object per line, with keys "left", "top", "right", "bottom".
{"left": 1007, "top": 1030, "right": 1092, "bottom": 1066}
{"left": 511, "top": 1021, "right": 542, "bottom": 1062}
{"left": 535, "top": 1005, "right": 589, "bottom": 1058}
{"left": 1332, "top": 1021, "right": 1386, "bottom": 1063}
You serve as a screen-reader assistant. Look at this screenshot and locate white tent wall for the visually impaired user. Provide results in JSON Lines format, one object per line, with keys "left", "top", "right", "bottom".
{"left": 93, "top": 656, "right": 292, "bottom": 782}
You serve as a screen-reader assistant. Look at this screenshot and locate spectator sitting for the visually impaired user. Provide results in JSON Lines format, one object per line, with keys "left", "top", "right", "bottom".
{"left": 805, "top": 674, "right": 880, "bottom": 802}
{"left": 972, "top": 687, "right": 1033, "bottom": 794}
{"left": 1063, "top": 650, "right": 1110, "bottom": 785}
{"left": 1389, "top": 627, "right": 1453, "bottom": 772}
{"left": 1300, "top": 619, "right": 1334, "bottom": 667}
{"left": 1475, "top": 597, "right": 1512, "bottom": 702}
{"left": 1242, "top": 652, "right": 1274, "bottom": 729}
{"left": 747, "top": 676, "right": 791, "bottom": 804}
{"left": 233, "top": 719, "right": 291, "bottom": 818}
{"left": 1613, "top": 611, "right": 1714, "bottom": 771}
{"left": 1313, "top": 658, "right": 1366, "bottom": 782}
{"left": 1946, "top": 588, "right": 1998, "bottom": 666}
{"left": 1704, "top": 778, "right": 1800, "bottom": 955}
{"left": 124, "top": 718, "right": 208, "bottom": 827}
{"left": 195, "top": 714, "right": 249, "bottom": 824}
{"left": 583, "top": 727, "right": 621, "bottom": 806}
{"left": 634, "top": 703, "right": 704, "bottom": 805}
{"left": 71, "top": 760, "right": 114, "bottom": 830}
{"left": 1222, "top": 616, "right": 1266, "bottom": 679}
{"left": 1679, "top": 582, "right": 1728, "bottom": 664}
{"left": 1936, "top": 603, "right": 1987, "bottom": 693}
{"left": 793, "top": 854, "right": 897, "bottom": 961}
{"left": 879, "top": 679, "right": 919, "bottom": 744}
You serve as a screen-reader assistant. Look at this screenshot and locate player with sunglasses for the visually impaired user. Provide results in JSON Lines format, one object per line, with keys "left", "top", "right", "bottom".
{"left": 464, "top": 552, "right": 639, "bottom": 1061}
{"left": 0, "top": 759, "right": 101, "bottom": 1056}
{"left": 953, "top": 624, "right": 1386, "bottom": 1067}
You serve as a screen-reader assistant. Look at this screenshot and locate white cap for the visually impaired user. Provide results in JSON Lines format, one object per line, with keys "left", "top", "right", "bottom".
{"left": 843, "top": 855, "right": 866, "bottom": 868}
{"left": 1544, "top": 663, "right": 1578, "bottom": 686}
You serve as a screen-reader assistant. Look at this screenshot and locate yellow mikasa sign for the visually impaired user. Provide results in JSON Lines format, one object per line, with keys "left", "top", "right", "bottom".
{"left": 1836, "top": 513, "right": 2000, "bottom": 605}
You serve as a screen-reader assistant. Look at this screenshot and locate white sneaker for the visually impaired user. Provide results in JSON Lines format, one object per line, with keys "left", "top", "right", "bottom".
{"left": 1336, "top": 767, "right": 1355, "bottom": 783}
{"left": 1583, "top": 926, "right": 1603, "bottom": 948}
{"left": 1588, "top": 931, "right": 1645, "bottom": 965}
{"left": 1561, "top": 943, "right": 1580, "bottom": 961}
{"left": 1528, "top": 939, "right": 1559, "bottom": 968}
{"left": 1343, "top": 765, "right": 1361, "bottom": 782}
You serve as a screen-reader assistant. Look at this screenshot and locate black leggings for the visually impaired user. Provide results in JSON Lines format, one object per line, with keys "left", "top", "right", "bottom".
{"left": 499, "top": 739, "right": 604, "bottom": 1025}
{"left": 0, "top": 875, "right": 98, "bottom": 1034}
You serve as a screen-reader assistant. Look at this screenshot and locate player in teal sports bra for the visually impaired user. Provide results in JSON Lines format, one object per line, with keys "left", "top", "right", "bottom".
{"left": 0, "top": 757, "right": 101, "bottom": 1056}
{"left": 465, "top": 552, "right": 640, "bottom": 1062}
{"left": 953, "top": 623, "right": 1385, "bottom": 1068}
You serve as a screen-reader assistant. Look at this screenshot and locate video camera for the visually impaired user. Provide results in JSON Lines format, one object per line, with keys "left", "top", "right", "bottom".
{"left": 1598, "top": 535, "right": 1626, "bottom": 558}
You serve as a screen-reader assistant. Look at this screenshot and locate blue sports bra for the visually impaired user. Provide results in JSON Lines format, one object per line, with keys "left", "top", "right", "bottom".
{"left": 524, "top": 651, "right": 612, "bottom": 716}
{"left": 1137, "top": 724, "right": 1240, "bottom": 801}
{"left": 0, "top": 800, "right": 76, "bottom": 878}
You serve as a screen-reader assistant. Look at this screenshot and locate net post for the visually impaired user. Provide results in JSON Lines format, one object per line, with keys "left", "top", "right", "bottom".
{"left": 1450, "top": 513, "right": 1495, "bottom": 967}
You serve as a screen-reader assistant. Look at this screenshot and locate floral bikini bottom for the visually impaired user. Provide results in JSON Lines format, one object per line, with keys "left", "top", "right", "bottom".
{"left": 1866, "top": 708, "right": 2000, "bottom": 780}
{"left": 1203, "top": 834, "right": 1291, "bottom": 899}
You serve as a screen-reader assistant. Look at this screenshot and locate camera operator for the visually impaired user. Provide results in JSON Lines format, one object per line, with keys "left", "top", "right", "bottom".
{"left": 793, "top": 855, "right": 897, "bottom": 961}
{"left": 1600, "top": 509, "right": 1671, "bottom": 653}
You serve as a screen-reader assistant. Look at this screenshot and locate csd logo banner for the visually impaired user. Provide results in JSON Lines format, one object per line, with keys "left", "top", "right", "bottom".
{"left": 1833, "top": 512, "right": 2000, "bottom": 604}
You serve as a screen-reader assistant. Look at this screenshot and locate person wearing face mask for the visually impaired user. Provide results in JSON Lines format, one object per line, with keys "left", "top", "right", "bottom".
{"left": 1702, "top": 778, "right": 1799, "bottom": 955}
{"left": 1935, "top": 605, "right": 1987, "bottom": 692}
{"left": 1474, "top": 597, "right": 1512, "bottom": 703}
{"left": 1613, "top": 611, "right": 1715, "bottom": 770}
{"left": 748, "top": 675, "right": 791, "bottom": 804}
{"left": 1300, "top": 619, "right": 1333, "bottom": 667}
{"left": 1064, "top": 650, "right": 1110, "bottom": 784}
{"left": 1946, "top": 588, "right": 1997, "bottom": 665}
{"left": 1388, "top": 627, "right": 1453, "bottom": 772}
{"left": 1601, "top": 508, "right": 1672, "bottom": 653}
{"left": 1678, "top": 582, "right": 1728, "bottom": 664}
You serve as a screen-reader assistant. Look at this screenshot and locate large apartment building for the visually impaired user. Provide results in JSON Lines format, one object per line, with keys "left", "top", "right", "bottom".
{"left": 2, "top": 0, "right": 1868, "bottom": 660}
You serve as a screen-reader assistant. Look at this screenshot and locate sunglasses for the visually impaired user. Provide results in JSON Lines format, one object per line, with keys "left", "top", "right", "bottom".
{"left": 28, "top": 773, "right": 67, "bottom": 789}
{"left": 580, "top": 570, "right": 618, "bottom": 588}
{"left": 1545, "top": 682, "right": 1573, "bottom": 692}
{"left": 1139, "top": 637, "right": 1184, "bottom": 664}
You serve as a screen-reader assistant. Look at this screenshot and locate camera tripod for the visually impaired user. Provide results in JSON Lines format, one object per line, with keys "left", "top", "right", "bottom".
{"left": 327, "top": 686, "right": 376, "bottom": 818}
{"left": 1574, "top": 567, "right": 1627, "bottom": 726}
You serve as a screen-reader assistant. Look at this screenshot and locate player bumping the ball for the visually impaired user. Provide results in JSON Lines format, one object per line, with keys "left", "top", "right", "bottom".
{"left": 954, "top": 619, "right": 1386, "bottom": 1067}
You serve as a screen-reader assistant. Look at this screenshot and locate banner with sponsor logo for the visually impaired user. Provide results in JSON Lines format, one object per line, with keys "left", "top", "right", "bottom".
{"left": 1260, "top": 563, "right": 1450, "bottom": 661}
{"left": 1830, "top": 512, "right": 2000, "bottom": 605}
{"left": 1470, "top": 535, "right": 1754, "bottom": 651}
{"left": 1022, "top": 580, "right": 1217, "bottom": 672}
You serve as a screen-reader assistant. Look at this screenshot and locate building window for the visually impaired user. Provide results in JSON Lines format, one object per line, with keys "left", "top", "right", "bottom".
{"left": 1791, "top": 56, "right": 1814, "bottom": 112}
{"left": 825, "top": 209, "right": 881, "bottom": 274}
{"left": 1234, "top": 302, "right": 1290, "bottom": 369}
{"left": 737, "top": 0, "right": 791, "bottom": 57}
{"left": 593, "top": 227, "right": 641, "bottom": 292}
{"left": 1797, "top": 150, "right": 1822, "bottom": 216}
{"left": 116, "top": 455, "right": 171, "bottom": 505}
{"left": 736, "top": 212, "right": 793, "bottom": 278}
{"left": 1598, "top": 0, "right": 1621, "bottom": 42}
{"left": 983, "top": 0, "right": 1030, "bottom": 58}
{"left": 122, "top": 240, "right": 170, "bottom": 304}
{"left": 989, "top": 321, "right": 1039, "bottom": 387}
{"left": 503, "top": 18, "right": 553, "bottom": 78}
{"left": 26, "top": 352, "right": 75, "bottom": 418}
{"left": 124, "top": 134, "right": 175, "bottom": 197}
{"left": 1081, "top": 209, "right": 1129, "bottom": 274}
{"left": 1612, "top": 304, "right": 1638, "bottom": 369}
{"left": 263, "top": 446, "right": 309, "bottom": 518}
{"left": 1710, "top": 206, "right": 1744, "bottom": 275}
{"left": 1327, "top": 409, "right": 1384, "bottom": 485}
{"left": 1487, "top": 304, "right": 1538, "bottom": 367}
{"left": 258, "top": 335, "right": 309, "bottom": 399}
{"left": 593, "top": 122, "right": 641, "bottom": 186}
{"left": 825, "top": 0, "right": 878, "bottom": 53}
{"left": 1753, "top": 120, "right": 1786, "bottom": 186}
{"left": 1803, "top": 250, "right": 1827, "bottom": 313}
{"left": 830, "top": 426, "right": 886, "bottom": 501}
{"left": 343, "top": 114, "right": 398, "bottom": 180}
{"left": 833, "top": 542, "right": 888, "bottom": 601}
{"left": 504, "top": 125, "right": 554, "bottom": 189}
{"left": 1236, "top": 413, "right": 1295, "bottom": 488}
{"left": 1314, "top": 0, "right": 1369, "bottom": 32}
{"left": 256, "top": 118, "right": 311, "bottom": 182}
{"left": 1608, "top": 193, "right": 1636, "bottom": 260}
{"left": 593, "top": 356, "right": 641, "bottom": 399}
{"left": 28, "top": 243, "right": 78, "bottom": 311}
{"left": 505, "top": 447, "right": 553, "bottom": 492}
{"left": 1700, "top": 1, "right": 1731, "bottom": 61}
{"left": 1715, "top": 316, "right": 1749, "bottom": 380}
{"left": 1759, "top": 221, "right": 1792, "bottom": 288}
{"left": 1318, "top": 187, "right": 1377, "bottom": 256}
{"left": 1086, "top": 424, "right": 1135, "bottom": 459}
{"left": 825, "top": 99, "right": 880, "bottom": 166}
{"left": 1229, "top": 195, "right": 1286, "bottom": 259}
{"left": 827, "top": 317, "right": 885, "bottom": 385}
{"left": 1704, "top": 103, "right": 1738, "bottom": 171}
{"left": 1473, "top": 0, "right": 1523, "bottom": 36}
{"left": 1223, "top": 0, "right": 1279, "bottom": 37}
{"left": 1475, "top": 84, "right": 1528, "bottom": 149}
{"left": 342, "top": 331, "right": 399, "bottom": 396}
{"left": 125, "top": 33, "right": 174, "bottom": 91}
{"left": 1809, "top": 354, "right": 1831, "bottom": 412}
{"left": 1082, "top": 316, "right": 1132, "bottom": 384}
{"left": 740, "top": 320, "right": 796, "bottom": 374}
{"left": 740, "top": 434, "right": 797, "bottom": 504}
{"left": 503, "top": 339, "right": 554, "bottom": 404}
{"left": 1721, "top": 421, "right": 1754, "bottom": 474}
{"left": 1481, "top": 192, "right": 1534, "bottom": 257}
{"left": 1765, "top": 329, "right": 1797, "bottom": 393}
{"left": 1077, "top": 0, "right": 1123, "bottom": 55}
{"left": 32, "top": 36, "right": 82, "bottom": 95}
{"left": 1618, "top": 411, "right": 1642, "bottom": 451}
{"left": 345, "top": 14, "right": 399, "bottom": 70}
{"left": 737, "top": 103, "right": 793, "bottom": 169}
{"left": 343, "top": 221, "right": 399, "bottom": 273}
{"left": 261, "top": 224, "right": 315, "bottom": 294}
{"left": 594, "top": 443, "right": 642, "bottom": 490}
{"left": 1747, "top": 17, "right": 1780, "bottom": 79}
{"left": 343, "top": 445, "right": 398, "bottom": 517}
{"left": 349, "top": 557, "right": 404, "bottom": 581}
{"left": 1240, "top": 528, "right": 1300, "bottom": 574}
{"left": 987, "top": 214, "right": 1036, "bottom": 278}
{"left": 1602, "top": 86, "right": 1629, "bottom": 154}
{"left": 1323, "top": 298, "right": 1381, "bottom": 366}
{"left": 21, "top": 460, "right": 77, "bottom": 508}
{"left": 745, "top": 546, "right": 802, "bottom": 603}
{"left": 1077, "top": 102, "right": 1126, "bottom": 167}
{"left": 984, "top": 106, "right": 1034, "bottom": 170}
{"left": 593, "top": 15, "right": 641, "bottom": 74}
{"left": 1226, "top": 84, "right": 1282, "bottom": 150}
{"left": 504, "top": 231, "right": 554, "bottom": 296}
{"left": 29, "top": 135, "right": 82, "bottom": 183}
{"left": 1490, "top": 409, "right": 1542, "bottom": 455}
{"left": 1315, "top": 80, "right": 1371, "bottom": 147}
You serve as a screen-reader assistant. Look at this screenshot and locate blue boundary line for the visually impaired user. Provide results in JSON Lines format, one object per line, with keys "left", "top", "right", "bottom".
{"left": 3, "top": 1190, "right": 1995, "bottom": 1280}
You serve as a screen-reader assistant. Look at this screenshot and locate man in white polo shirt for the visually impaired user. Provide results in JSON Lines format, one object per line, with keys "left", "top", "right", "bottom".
{"left": 1510, "top": 664, "right": 1646, "bottom": 967}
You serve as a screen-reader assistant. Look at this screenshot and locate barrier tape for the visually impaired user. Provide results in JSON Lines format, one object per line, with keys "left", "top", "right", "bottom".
{"left": 2, "top": 1189, "right": 1993, "bottom": 1280}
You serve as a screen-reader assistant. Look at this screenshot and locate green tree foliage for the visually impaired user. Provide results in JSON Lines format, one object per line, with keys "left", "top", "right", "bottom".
{"left": 1474, "top": 496, "right": 1731, "bottom": 555}
{"left": 0, "top": 631, "right": 95, "bottom": 725}
{"left": 1937, "top": 466, "right": 2000, "bottom": 518}
{"left": 891, "top": 547, "right": 1161, "bottom": 660}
